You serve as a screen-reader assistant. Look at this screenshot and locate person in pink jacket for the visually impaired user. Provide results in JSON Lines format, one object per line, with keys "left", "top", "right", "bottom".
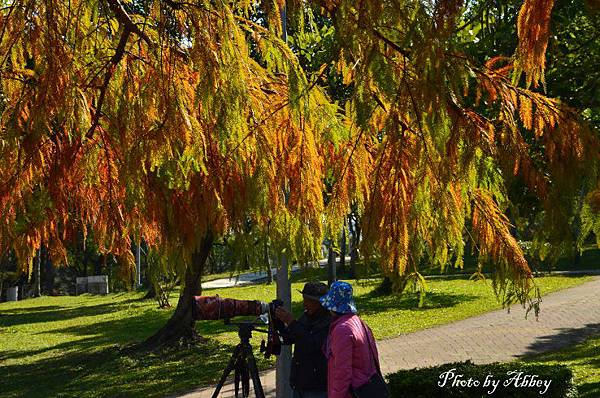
{"left": 319, "top": 281, "right": 383, "bottom": 398}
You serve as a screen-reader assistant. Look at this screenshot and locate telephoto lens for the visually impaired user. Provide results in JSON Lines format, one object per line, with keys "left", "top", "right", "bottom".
{"left": 192, "top": 296, "right": 269, "bottom": 320}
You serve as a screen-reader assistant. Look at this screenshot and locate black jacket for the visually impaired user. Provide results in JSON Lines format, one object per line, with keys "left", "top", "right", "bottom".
{"left": 282, "top": 310, "right": 331, "bottom": 390}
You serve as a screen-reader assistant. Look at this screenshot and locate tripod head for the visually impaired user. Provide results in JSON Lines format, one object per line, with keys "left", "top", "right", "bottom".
{"left": 224, "top": 319, "right": 268, "bottom": 344}
{"left": 223, "top": 315, "right": 282, "bottom": 358}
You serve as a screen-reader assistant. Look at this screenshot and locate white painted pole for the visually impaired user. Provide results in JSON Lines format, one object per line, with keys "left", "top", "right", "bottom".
{"left": 276, "top": 252, "right": 292, "bottom": 398}
{"left": 135, "top": 240, "right": 141, "bottom": 288}
{"left": 276, "top": 5, "right": 293, "bottom": 398}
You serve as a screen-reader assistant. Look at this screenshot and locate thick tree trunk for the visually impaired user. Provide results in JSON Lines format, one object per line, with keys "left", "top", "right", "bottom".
{"left": 139, "top": 234, "right": 213, "bottom": 350}
{"left": 142, "top": 283, "right": 157, "bottom": 300}
{"left": 378, "top": 276, "right": 393, "bottom": 295}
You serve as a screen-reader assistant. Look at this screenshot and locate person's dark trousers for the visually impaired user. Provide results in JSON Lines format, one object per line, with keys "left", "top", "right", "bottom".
{"left": 292, "top": 389, "right": 327, "bottom": 398}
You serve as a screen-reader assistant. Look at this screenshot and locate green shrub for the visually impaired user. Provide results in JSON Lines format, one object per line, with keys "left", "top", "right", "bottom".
{"left": 387, "top": 361, "right": 578, "bottom": 398}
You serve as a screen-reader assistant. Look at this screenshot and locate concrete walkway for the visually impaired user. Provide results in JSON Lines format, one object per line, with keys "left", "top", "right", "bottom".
{"left": 176, "top": 276, "right": 600, "bottom": 398}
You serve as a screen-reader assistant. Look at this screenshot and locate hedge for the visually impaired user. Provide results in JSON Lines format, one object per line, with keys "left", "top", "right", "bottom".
{"left": 386, "top": 361, "right": 578, "bottom": 397}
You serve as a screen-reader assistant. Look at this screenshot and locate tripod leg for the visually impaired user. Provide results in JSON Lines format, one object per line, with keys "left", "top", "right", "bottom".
{"left": 212, "top": 344, "right": 243, "bottom": 398}
{"left": 244, "top": 344, "right": 265, "bottom": 398}
{"left": 241, "top": 358, "right": 250, "bottom": 398}
{"left": 235, "top": 361, "right": 241, "bottom": 398}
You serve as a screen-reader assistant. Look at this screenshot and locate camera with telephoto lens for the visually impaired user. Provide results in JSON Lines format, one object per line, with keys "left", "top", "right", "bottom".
{"left": 192, "top": 295, "right": 286, "bottom": 358}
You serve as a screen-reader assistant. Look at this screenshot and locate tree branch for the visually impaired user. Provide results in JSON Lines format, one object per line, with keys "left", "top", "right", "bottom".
{"left": 86, "top": 28, "right": 130, "bottom": 138}
{"left": 87, "top": 0, "right": 191, "bottom": 138}
{"left": 106, "top": 0, "right": 152, "bottom": 46}
{"left": 371, "top": 28, "right": 411, "bottom": 58}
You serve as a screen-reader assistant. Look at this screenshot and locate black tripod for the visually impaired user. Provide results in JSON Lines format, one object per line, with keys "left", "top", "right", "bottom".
{"left": 212, "top": 321, "right": 267, "bottom": 398}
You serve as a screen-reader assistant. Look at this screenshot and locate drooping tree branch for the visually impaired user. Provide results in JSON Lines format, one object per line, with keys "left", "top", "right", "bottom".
{"left": 86, "top": 0, "right": 146, "bottom": 138}
{"left": 86, "top": 28, "right": 130, "bottom": 138}
{"left": 371, "top": 28, "right": 411, "bottom": 58}
{"left": 87, "top": 0, "right": 190, "bottom": 138}
{"left": 105, "top": 0, "right": 152, "bottom": 46}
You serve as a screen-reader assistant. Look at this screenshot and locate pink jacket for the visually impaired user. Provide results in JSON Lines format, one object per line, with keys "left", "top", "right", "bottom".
{"left": 325, "top": 314, "right": 380, "bottom": 398}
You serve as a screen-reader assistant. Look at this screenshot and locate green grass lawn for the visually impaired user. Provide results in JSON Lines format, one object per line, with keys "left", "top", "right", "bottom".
{"left": 521, "top": 333, "right": 600, "bottom": 398}
{"left": 0, "top": 275, "right": 592, "bottom": 398}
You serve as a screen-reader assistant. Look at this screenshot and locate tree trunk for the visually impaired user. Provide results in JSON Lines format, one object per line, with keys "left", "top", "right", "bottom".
{"left": 574, "top": 249, "right": 581, "bottom": 267}
{"left": 327, "top": 241, "right": 336, "bottom": 287}
{"left": 102, "top": 255, "right": 107, "bottom": 277}
{"left": 378, "top": 276, "right": 393, "bottom": 295}
{"left": 44, "top": 252, "right": 55, "bottom": 295}
{"left": 339, "top": 224, "right": 346, "bottom": 274}
{"left": 264, "top": 239, "right": 273, "bottom": 284}
{"left": 0, "top": 253, "right": 6, "bottom": 300}
{"left": 139, "top": 234, "right": 213, "bottom": 350}
{"left": 350, "top": 217, "right": 360, "bottom": 279}
{"left": 94, "top": 256, "right": 102, "bottom": 276}
{"left": 33, "top": 247, "right": 42, "bottom": 297}
{"left": 266, "top": 263, "right": 273, "bottom": 284}
{"left": 108, "top": 255, "right": 113, "bottom": 292}
{"left": 142, "top": 283, "right": 157, "bottom": 300}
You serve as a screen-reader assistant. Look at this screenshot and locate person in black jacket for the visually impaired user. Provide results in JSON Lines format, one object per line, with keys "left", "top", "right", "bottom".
{"left": 275, "top": 281, "right": 331, "bottom": 398}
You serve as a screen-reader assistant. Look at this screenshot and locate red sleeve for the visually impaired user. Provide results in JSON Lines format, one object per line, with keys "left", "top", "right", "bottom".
{"left": 329, "top": 324, "right": 354, "bottom": 398}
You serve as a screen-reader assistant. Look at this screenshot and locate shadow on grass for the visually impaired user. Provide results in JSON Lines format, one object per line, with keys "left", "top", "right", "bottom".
{"left": 0, "top": 298, "right": 141, "bottom": 327}
{"left": 1, "top": 338, "right": 242, "bottom": 398}
{"left": 0, "top": 307, "right": 273, "bottom": 398}
{"left": 521, "top": 325, "right": 600, "bottom": 398}
{"left": 579, "top": 381, "right": 600, "bottom": 398}
{"left": 356, "top": 284, "right": 478, "bottom": 315}
{"left": 519, "top": 323, "right": 600, "bottom": 357}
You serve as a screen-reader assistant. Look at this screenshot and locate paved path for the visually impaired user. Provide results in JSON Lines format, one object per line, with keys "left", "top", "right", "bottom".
{"left": 175, "top": 276, "right": 600, "bottom": 398}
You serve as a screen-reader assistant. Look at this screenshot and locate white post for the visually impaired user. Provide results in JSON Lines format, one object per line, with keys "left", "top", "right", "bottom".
{"left": 276, "top": 4, "right": 293, "bottom": 398}
{"left": 276, "top": 252, "right": 292, "bottom": 398}
{"left": 135, "top": 239, "right": 141, "bottom": 288}
{"left": 34, "top": 247, "right": 41, "bottom": 297}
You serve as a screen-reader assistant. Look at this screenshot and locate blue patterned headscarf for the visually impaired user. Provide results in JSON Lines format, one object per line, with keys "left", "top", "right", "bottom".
{"left": 319, "top": 281, "right": 357, "bottom": 314}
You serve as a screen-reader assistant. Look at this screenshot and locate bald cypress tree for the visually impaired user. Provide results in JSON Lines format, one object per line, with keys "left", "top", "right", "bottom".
{"left": 0, "top": 0, "right": 597, "bottom": 347}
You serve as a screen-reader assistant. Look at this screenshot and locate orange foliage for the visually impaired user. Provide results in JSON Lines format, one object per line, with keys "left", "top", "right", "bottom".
{"left": 515, "top": 0, "right": 555, "bottom": 88}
